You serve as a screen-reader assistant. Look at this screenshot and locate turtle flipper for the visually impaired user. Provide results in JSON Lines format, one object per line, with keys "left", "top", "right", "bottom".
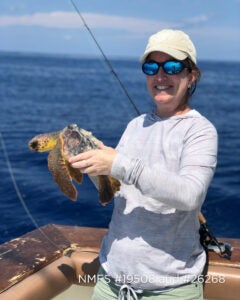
{"left": 68, "top": 164, "right": 83, "bottom": 184}
{"left": 48, "top": 142, "right": 78, "bottom": 201}
{"left": 97, "top": 175, "right": 120, "bottom": 206}
{"left": 109, "top": 177, "right": 121, "bottom": 194}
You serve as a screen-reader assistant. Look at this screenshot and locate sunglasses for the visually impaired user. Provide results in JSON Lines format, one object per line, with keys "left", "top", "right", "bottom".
{"left": 142, "top": 60, "right": 190, "bottom": 76}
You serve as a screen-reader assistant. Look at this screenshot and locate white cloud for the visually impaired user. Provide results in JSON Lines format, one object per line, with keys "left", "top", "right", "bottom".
{"left": 0, "top": 11, "right": 176, "bottom": 34}
{"left": 184, "top": 14, "right": 210, "bottom": 25}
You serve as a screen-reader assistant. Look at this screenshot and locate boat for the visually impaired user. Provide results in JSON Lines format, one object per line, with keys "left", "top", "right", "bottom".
{"left": 0, "top": 224, "right": 239, "bottom": 300}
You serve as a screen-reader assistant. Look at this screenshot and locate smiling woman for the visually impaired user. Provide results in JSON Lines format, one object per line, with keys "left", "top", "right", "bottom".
{"left": 144, "top": 52, "right": 196, "bottom": 117}
{"left": 67, "top": 29, "right": 218, "bottom": 300}
{"left": 141, "top": 30, "right": 201, "bottom": 117}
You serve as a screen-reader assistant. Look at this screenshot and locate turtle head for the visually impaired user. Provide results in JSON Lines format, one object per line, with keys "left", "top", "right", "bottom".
{"left": 29, "top": 132, "right": 60, "bottom": 152}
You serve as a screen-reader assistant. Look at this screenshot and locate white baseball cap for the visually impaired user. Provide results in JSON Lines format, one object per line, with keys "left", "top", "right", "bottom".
{"left": 140, "top": 29, "right": 197, "bottom": 64}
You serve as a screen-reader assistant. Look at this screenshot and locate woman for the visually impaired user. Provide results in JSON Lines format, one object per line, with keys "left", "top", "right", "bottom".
{"left": 69, "top": 29, "right": 218, "bottom": 299}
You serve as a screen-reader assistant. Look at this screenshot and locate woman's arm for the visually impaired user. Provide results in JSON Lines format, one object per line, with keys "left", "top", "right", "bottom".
{"left": 111, "top": 123, "right": 218, "bottom": 211}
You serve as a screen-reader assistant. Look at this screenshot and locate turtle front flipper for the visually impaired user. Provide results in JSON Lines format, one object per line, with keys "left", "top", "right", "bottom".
{"left": 48, "top": 142, "right": 78, "bottom": 201}
{"left": 97, "top": 175, "right": 120, "bottom": 206}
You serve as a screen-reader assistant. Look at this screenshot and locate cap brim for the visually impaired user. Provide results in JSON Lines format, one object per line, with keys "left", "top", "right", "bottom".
{"left": 140, "top": 46, "right": 188, "bottom": 63}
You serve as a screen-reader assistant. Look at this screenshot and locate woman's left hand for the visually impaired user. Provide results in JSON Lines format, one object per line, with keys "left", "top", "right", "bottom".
{"left": 68, "top": 144, "right": 117, "bottom": 176}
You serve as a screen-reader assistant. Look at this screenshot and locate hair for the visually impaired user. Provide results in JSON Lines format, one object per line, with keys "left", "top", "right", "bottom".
{"left": 185, "top": 58, "right": 201, "bottom": 99}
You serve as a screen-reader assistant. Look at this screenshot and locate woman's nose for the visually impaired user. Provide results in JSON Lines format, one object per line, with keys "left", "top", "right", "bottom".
{"left": 155, "top": 67, "right": 167, "bottom": 79}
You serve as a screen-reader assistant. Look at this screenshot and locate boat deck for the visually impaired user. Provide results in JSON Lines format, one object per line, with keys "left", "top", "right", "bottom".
{"left": 0, "top": 224, "right": 239, "bottom": 299}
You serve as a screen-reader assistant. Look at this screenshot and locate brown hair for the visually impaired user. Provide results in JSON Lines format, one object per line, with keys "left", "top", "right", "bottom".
{"left": 185, "top": 58, "right": 201, "bottom": 98}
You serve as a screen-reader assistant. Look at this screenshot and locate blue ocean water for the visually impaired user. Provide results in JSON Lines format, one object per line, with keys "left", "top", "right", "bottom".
{"left": 0, "top": 52, "right": 239, "bottom": 244}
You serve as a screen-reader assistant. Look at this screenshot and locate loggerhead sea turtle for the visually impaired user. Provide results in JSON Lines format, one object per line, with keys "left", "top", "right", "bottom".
{"left": 28, "top": 124, "right": 120, "bottom": 205}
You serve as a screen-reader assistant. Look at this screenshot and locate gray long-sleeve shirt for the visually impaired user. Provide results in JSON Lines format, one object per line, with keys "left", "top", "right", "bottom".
{"left": 99, "top": 109, "right": 218, "bottom": 291}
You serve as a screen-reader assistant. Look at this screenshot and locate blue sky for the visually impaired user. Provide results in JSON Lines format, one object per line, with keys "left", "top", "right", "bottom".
{"left": 0, "top": 0, "right": 239, "bottom": 61}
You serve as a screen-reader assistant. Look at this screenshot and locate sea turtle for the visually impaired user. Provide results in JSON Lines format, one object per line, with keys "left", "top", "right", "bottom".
{"left": 28, "top": 124, "right": 120, "bottom": 205}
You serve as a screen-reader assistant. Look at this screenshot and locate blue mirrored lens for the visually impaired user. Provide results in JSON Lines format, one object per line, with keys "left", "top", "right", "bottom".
{"left": 163, "top": 61, "right": 184, "bottom": 74}
{"left": 142, "top": 62, "right": 159, "bottom": 75}
{"left": 142, "top": 61, "right": 185, "bottom": 75}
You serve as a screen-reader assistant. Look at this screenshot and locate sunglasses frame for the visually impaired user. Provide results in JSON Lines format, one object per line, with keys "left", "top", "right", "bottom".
{"left": 142, "top": 60, "right": 190, "bottom": 76}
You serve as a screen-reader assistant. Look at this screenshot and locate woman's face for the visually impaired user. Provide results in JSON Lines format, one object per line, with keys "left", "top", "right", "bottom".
{"left": 146, "top": 51, "right": 196, "bottom": 117}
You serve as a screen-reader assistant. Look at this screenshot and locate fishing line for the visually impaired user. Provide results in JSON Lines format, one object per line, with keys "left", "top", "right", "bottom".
{"left": 70, "top": 0, "right": 141, "bottom": 116}
{"left": 0, "top": 132, "right": 59, "bottom": 249}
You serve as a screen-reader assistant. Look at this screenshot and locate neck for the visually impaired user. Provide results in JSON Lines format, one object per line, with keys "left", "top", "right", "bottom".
{"left": 156, "top": 105, "right": 191, "bottom": 118}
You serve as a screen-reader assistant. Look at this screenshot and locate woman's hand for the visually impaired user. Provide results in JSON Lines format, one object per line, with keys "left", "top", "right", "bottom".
{"left": 68, "top": 144, "right": 117, "bottom": 176}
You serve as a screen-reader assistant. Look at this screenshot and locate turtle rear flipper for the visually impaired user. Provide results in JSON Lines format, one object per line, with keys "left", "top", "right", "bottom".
{"left": 48, "top": 143, "right": 78, "bottom": 201}
{"left": 97, "top": 175, "right": 120, "bottom": 206}
{"left": 68, "top": 164, "right": 83, "bottom": 184}
{"left": 109, "top": 177, "right": 121, "bottom": 194}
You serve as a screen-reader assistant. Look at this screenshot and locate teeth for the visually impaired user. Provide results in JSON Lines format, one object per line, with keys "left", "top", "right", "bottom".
{"left": 156, "top": 85, "right": 169, "bottom": 90}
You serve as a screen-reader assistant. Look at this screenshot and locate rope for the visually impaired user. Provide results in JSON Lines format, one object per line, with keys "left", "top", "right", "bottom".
{"left": 118, "top": 284, "right": 139, "bottom": 300}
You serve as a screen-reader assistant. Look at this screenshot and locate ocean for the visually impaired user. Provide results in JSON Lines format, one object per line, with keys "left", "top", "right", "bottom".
{"left": 0, "top": 52, "right": 239, "bottom": 244}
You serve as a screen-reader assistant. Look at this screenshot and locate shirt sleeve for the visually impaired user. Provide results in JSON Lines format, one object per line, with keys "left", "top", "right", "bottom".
{"left": 110, "top": 121, "right": 218, "bottom": 211}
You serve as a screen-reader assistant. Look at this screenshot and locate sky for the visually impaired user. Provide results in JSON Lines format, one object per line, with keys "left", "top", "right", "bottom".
{"left": 0, "top": 0, "right": 240, "bottom": 61}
